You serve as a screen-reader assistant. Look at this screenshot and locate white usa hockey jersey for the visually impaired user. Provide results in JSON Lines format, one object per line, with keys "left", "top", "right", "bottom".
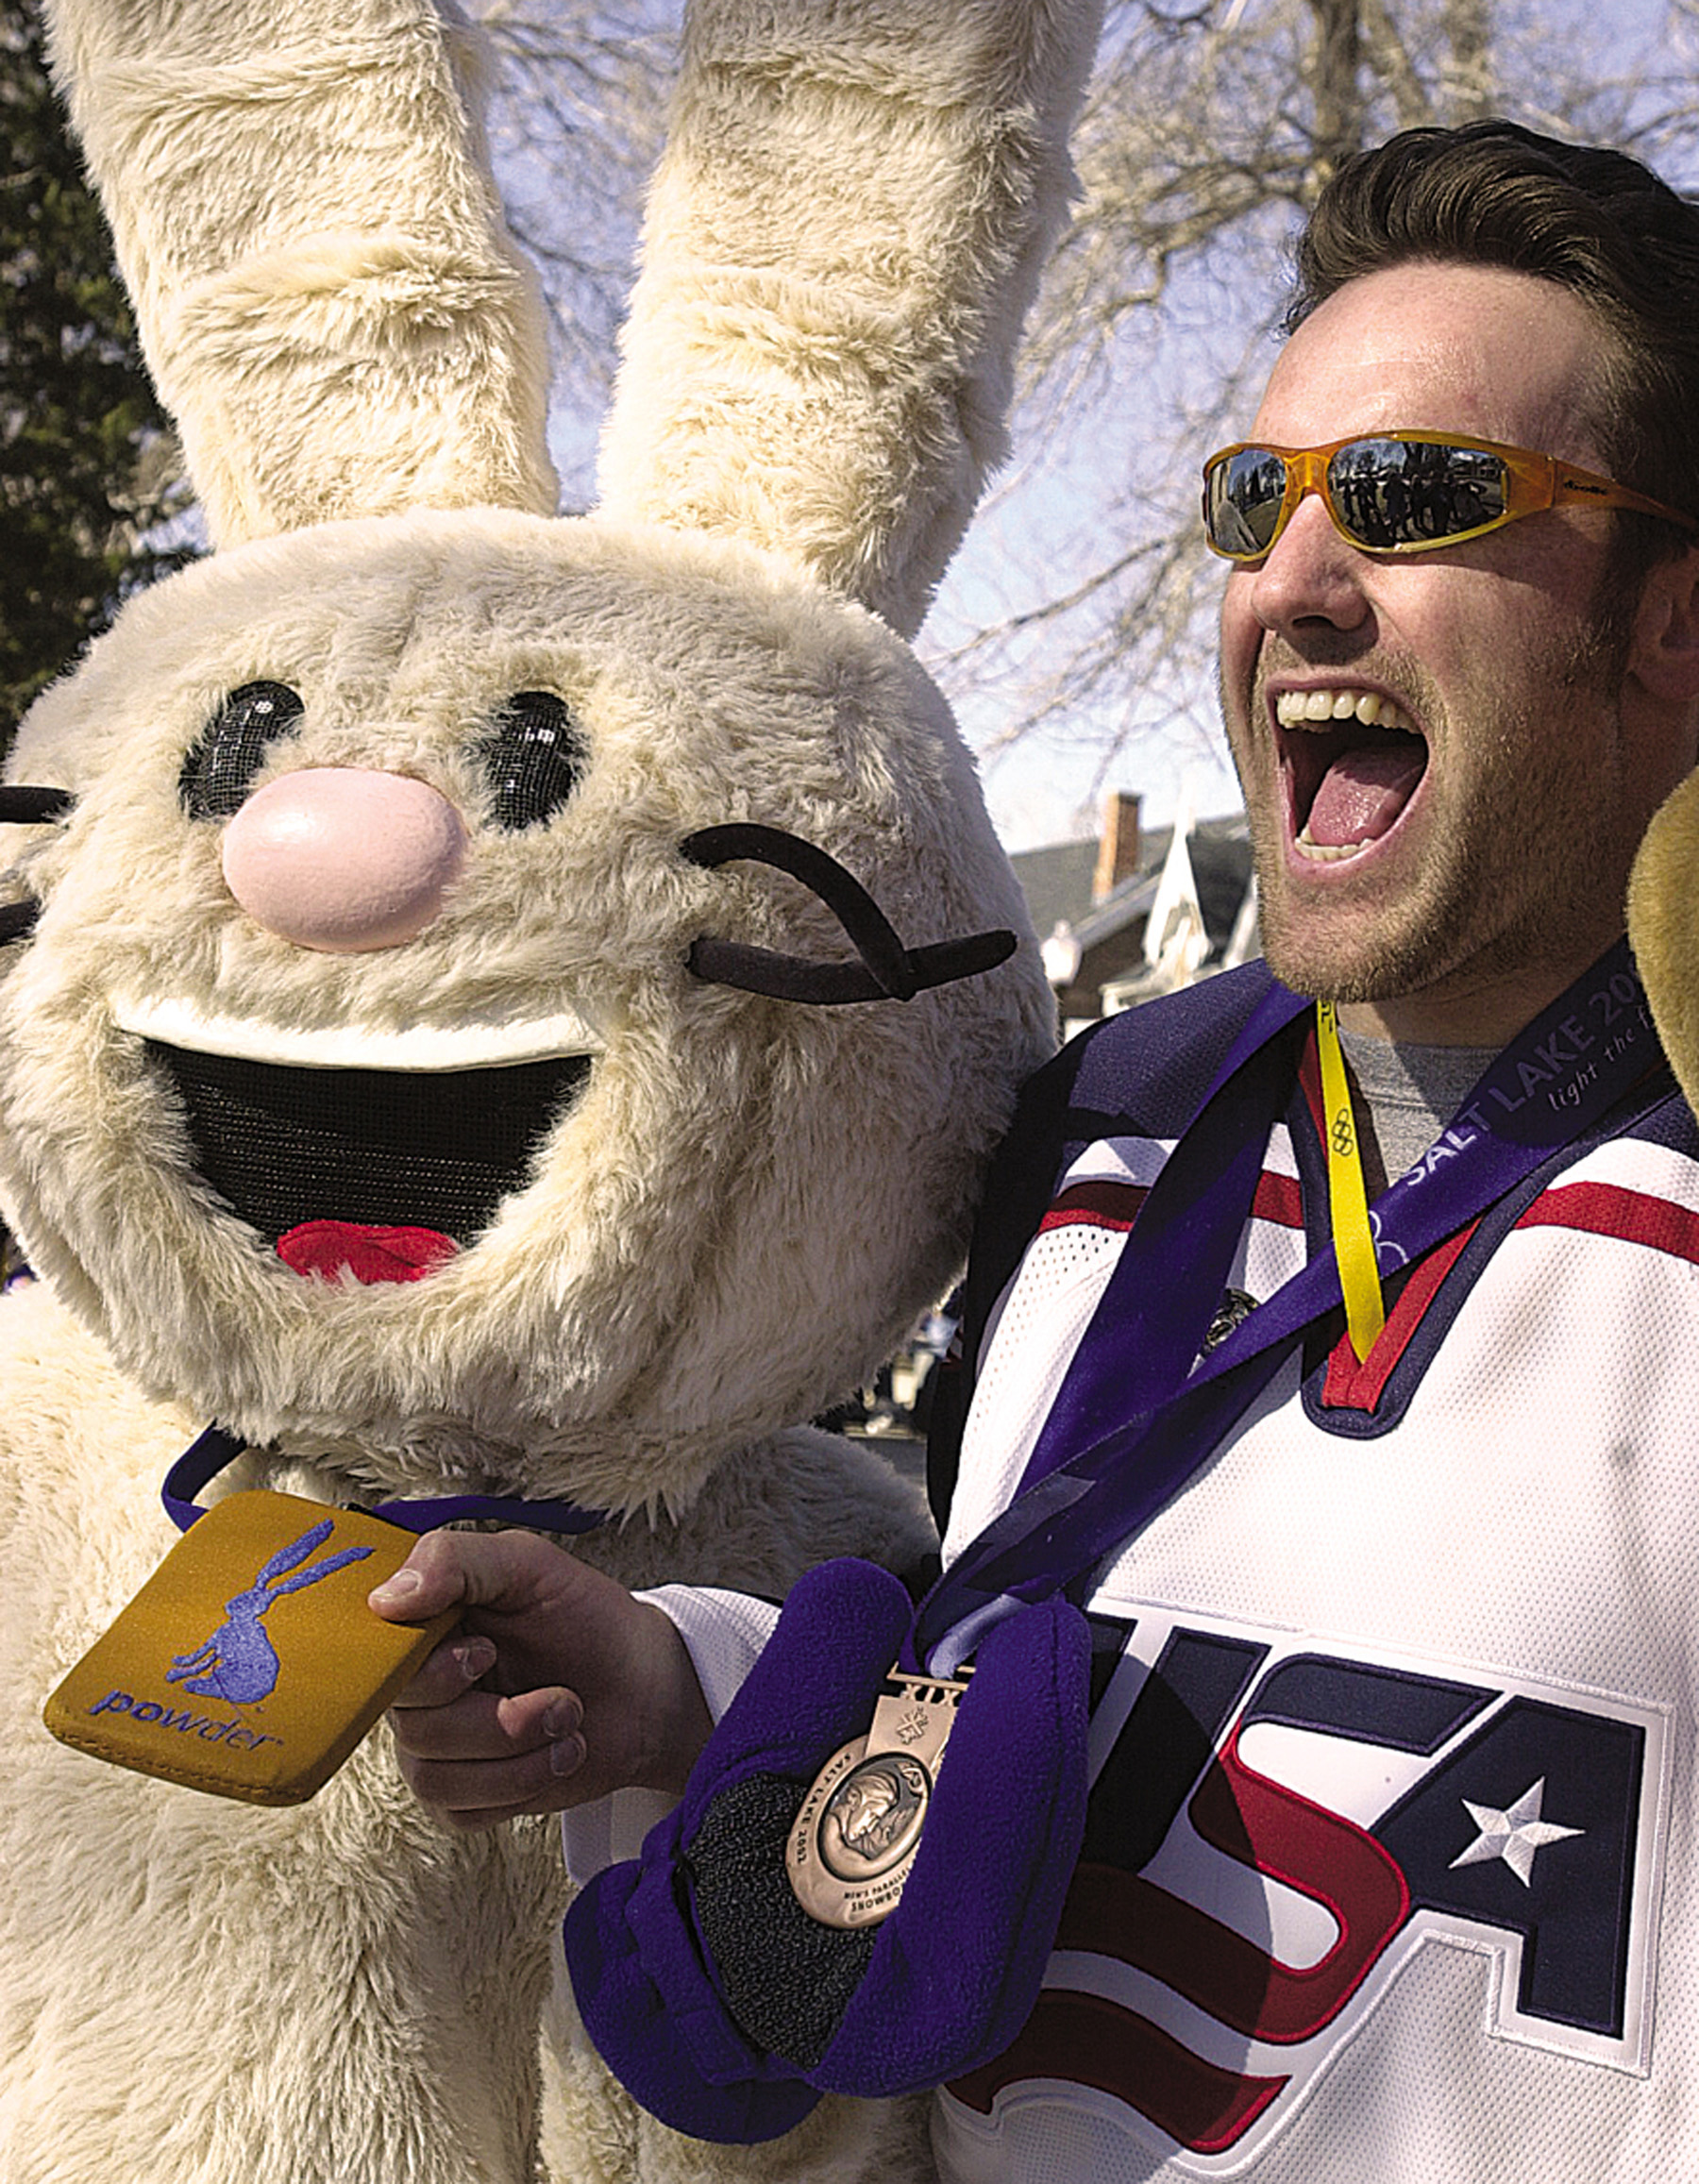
{"left": 925, "top": 961, "right": 1699, "bottom": 2184}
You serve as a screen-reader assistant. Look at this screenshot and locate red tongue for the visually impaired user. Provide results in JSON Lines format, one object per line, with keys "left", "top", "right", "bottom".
{"left": 1306, "top": 742, "right": 1425, "bottom": 848}
{"left": 277, "top": 1221, "right": 460, "bottom": 1285}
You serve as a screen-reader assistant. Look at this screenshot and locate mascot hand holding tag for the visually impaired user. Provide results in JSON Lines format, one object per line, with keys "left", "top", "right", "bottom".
{"left": 0, "top": 0, "right": 1100, "bottom": 2176}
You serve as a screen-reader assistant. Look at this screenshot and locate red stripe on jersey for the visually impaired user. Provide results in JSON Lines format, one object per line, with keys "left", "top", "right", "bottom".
{"left": 1321, "top": 1221, "right": 1479, "bottom": 1413}
{"left": 1297, "top": 1023, "right": 1324, "bottom": 1137}
{"left": 1514, "top": 1179, "right": 1699, "bottom": 1264}
{"left": 1317, "top": 1168, "right": 1699, "bottom": 1416}
{"left": 1039, "top": 1181, "right": 1149, "bottom": 1234}
{"left": 1040, "top": 1171, "right": 1303, "bottom": 1235}
{"left": 1045, "top": 1738, "right": 1408, "bottom": 2048}
{"left": 1252, "top": 1171, "right": 1304, "bottom": 1229}
{"left": 947, "top": 1986, "right": 1287, "bottom": 2154}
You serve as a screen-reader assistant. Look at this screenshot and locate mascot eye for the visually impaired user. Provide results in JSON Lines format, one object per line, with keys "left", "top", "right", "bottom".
{"left": 179, "top": 682, "right": 306, "bottom": 819}
{"left": 477, "top": 692, "right": 586, "bottom": 831}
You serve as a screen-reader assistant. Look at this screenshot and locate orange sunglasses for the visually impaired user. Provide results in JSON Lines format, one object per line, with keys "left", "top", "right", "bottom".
{"left": 1202, "top": 429, "right": 1699, "bottom": 562}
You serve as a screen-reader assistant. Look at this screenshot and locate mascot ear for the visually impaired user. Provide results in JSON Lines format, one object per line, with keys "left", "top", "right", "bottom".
{"left": 594, "top": 0, "right": 1103, "bottom": 638}
{"left": 43, "top": 0, "right": 558, "bottom": 546}
{"left": 1630, "top": 771, "right": 1699, "bottom": 1113}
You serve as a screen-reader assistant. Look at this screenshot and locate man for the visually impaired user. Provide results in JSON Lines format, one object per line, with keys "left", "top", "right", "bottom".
{"left": 373, "top": 121, "right": 1699, "bottom": 2176}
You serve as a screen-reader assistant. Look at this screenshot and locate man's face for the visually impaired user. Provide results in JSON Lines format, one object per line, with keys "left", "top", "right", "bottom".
{"left": 1218, "top": 260, "right": 1696, "bottom": 1036}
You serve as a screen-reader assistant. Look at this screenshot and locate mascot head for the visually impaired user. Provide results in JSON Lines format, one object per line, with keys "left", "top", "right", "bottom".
{"left": 0, "top": 0, "right": 1090, "bottom": 1512}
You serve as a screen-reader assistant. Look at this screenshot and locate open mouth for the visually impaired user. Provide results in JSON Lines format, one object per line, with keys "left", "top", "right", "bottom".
{"left": 144, "top": 1041, "right": 591, "bottom": 1279}
{"left": 1276, "top": 690, "right": 1428, "bottom": 863}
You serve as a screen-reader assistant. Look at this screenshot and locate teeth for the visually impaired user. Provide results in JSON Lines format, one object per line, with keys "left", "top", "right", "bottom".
{"left": 1295, "top": 830, "right": 1368, "bottom": 862}
{"left": 1275, "top": 688, "right": 1411, "bottom": 734}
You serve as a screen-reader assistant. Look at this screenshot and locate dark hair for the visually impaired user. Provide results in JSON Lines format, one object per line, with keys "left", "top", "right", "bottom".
{"left": 1289, "top": 121, "right": 1699, "bottom": 592}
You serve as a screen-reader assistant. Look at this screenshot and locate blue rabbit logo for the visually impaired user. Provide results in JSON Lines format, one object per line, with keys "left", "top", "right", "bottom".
{"left": 166, "top": 1519, "right": 374, "bottom": 1705}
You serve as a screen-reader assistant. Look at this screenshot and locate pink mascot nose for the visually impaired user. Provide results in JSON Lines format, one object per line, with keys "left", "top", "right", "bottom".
{"left": 220, "top": 768, "right": 468, "bottom": 952}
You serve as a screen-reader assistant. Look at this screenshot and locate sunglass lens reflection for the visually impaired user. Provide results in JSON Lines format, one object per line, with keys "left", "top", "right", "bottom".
{"left": 1210, "top": 449, "right": 1287, "bottom": 555}
{"left": 1329, "top": 438, "right": 1507, "bottom": 548}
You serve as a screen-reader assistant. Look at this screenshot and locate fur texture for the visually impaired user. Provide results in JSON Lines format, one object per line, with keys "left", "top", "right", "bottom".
{"left": 4, "top": 513, "right": 1045, "bottom": 1511}
{"left": 0, "top": 1284, "right": 934, "bottom": 2182}
{"left": 42, "top": 0, "right": 558, "bottom": 544}
{"left": 597, "top": 0, "right": 1099, "bottom": 635}
{"left": 1631, "top": 771, "right": 1699, "bottom": 1107}
{"left": 0, "top": 0, "right": 1101, "bottom": 2176}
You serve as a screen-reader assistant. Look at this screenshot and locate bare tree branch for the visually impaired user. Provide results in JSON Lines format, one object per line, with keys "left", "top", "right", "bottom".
{"left": 470, "top": 0, "right": 675, "bottom": 507}
{"left": 931, "top": 0, "right": 1699, "bottom": 788}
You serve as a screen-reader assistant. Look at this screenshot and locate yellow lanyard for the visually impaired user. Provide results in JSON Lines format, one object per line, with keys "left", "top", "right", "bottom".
{"left": 1316, "top": 1000, "right": 1385, "bottom": 1362}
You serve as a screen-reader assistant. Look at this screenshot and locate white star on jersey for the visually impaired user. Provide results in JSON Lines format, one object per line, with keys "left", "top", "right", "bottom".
{"left": 1450, "top": 1777, "right": 1584, "bottom": 1887}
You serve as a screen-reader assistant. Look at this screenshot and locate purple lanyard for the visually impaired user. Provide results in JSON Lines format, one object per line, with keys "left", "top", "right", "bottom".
{"left": 161, "top": 1424, "right": 610, "bottom": 1537}
{"left": 907, "top": 939, "right": 1669, "bottom": 1675}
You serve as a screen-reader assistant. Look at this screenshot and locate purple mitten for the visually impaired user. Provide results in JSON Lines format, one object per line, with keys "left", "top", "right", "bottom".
{"left": 564, "top": 1556, "right": 1090, "bottom": 2142}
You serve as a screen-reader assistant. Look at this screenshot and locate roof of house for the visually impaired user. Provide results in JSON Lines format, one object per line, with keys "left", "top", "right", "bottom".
{"left": 1006, "top": 836, "right": 1099, "bottom": 941}
{"left": 1010, "top": 813, "right": 1252, "bottom": 955}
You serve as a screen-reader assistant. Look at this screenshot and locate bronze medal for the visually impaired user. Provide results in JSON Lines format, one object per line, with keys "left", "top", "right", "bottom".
{"left": 786, "top": 1666, "right": 970, "bottom": 1929}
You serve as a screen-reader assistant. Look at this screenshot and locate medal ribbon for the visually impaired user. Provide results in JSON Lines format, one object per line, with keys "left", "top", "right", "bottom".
{"left": 1317, "top": 998, "right": 1385, "bottom": 1361}
{"left": 906, "top": 939, "right": 1668, "bottom": 1676}
{"left": 1000, "top": 971, "right": 1315, "bottom": 1469}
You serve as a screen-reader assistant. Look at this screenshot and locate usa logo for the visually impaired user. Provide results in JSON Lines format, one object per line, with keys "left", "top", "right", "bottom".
{"left": 950, "top": 1604, "right": 1668, "bottom": 2171}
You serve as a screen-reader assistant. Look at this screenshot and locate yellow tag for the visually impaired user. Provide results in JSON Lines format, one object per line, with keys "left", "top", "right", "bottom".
{"left": 42, "top": 1492, "right": 456, "bottom": 1806}
{"left": 1316, "top": 1000, "right": 1386, "bottom": 1364}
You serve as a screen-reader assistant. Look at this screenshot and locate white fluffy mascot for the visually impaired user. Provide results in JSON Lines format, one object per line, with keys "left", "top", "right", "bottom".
{"left": 0, "top": 0, "right": 1099, "bottom": 2177}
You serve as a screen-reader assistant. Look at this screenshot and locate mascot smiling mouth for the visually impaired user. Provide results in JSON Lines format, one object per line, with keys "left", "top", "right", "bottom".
{"left": 144, "top": 1041, "right": 593, "bottom": 1281}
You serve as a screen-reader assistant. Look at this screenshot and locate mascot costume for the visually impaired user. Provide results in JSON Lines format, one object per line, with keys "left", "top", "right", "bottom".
{"left": 0, "top": 0, "right": 1102, "bottom": 2175}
